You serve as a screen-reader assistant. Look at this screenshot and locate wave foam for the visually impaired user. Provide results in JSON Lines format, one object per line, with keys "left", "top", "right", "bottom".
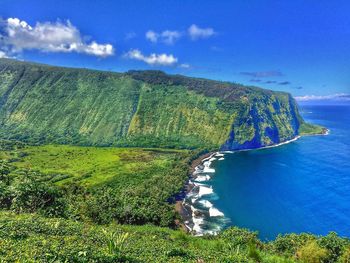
{"left": 199, "top": 200, "right": 213, "bottom": 208}
{"left": 191, "top": 206, "right": 205, "bottom": 234}
{"left": 202, "top": 160, "right": 215, "bottom": 173}
{"left": 195, "top": 175, "right": 211, "bottom": 182}
{"left": 198, "top": 185, "right": 213, "bottom": 197}
{"left": 184, "top": 135, "right": 312, "bottom": 236}
{"left": 209, "top": 207, "right": 224, "bottom": 217}
{"left": 202, "top": 167, "right": 215, "bottom": 173}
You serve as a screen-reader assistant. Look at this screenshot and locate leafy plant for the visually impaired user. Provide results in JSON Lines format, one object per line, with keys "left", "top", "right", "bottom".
{"left": 248, "top": 243, "right": 262, "bottom": 262}
{"left": 339, "top": 247, "right": 350, "bottom": 263}
{"left": 102, "top": 228, "right": 130, "bottom": 257}
{"left": 317, "top": 232, "right": 350, "bottom": 262}
{"left": 295, "top": 241, "right": 328, "bottom": 263}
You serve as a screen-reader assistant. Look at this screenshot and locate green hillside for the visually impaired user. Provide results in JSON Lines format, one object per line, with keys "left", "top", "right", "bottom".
{"left": 0, "top": 59, "right": 329, "bottom": 262}
{"left": 0, "top": 58, "right": 321, "bottom": 150}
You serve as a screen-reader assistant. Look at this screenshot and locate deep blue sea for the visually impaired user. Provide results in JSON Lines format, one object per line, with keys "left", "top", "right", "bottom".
{"left": 205, "top": 104, "right": 350, "bottom": 240}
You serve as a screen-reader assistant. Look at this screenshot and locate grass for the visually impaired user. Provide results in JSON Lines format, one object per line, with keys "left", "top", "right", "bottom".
{"left": 1, "top": 143, "right": 192, "bottom": 226}
{"left": 299, "top": 123, "right": 325, "bottom": 135}
{"left": 0, "top": 211, "right": 279, "bottom": 262}
{"left": 8, "top": 145, "right": 188, "bottom": 187}
{"left": 2, "top": 211, "right": 348, "bottom": 262}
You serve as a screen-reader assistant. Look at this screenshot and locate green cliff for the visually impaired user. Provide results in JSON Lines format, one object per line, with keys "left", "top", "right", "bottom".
{"left": 0, "top": 58, "right": 319, "bottom": 149}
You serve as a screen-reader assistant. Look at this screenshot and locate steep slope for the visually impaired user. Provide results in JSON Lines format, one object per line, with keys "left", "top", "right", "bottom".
{"left": 0, "top": 58, "right": 317, "bottom": 150}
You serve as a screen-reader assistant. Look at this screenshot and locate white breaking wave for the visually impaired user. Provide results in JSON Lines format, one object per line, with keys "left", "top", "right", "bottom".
{"left": 202, "top": 160, "right": 215, "bottom": 173}
{"left": 184, "top": 151, "right": 229, "bottom": 235}
{"left": 265, "top": 136, "right": 301, "bottom": 148}
{"left": 209, "top": 207, "right": 224, "bottom": 217}
{"left": 202, "top": 166, "right": 215, "bottom": 173}
{"left": 191, "top": 205, "right": 205, "bottom": 234}
{"left": 194, "top": 175, "right": 211, "bottom": 182}
{"left": 184, "top": 135, "right": 319, "bottom": 236}
{"left": 191, "top": 197, "right": 198, "bottom": 203}
{"left": 198, "top": 185, "right": 213, "bottom": 197}
{"left": 199, "top": 199, "right": 213, "bottom": 208}
{"left": 222, "top": 150, "right": 234, "bottom": 154}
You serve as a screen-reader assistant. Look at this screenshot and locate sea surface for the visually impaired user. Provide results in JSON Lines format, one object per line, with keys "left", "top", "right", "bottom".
{"left": 188, "top": 104, "right": 350, "bottom": 240}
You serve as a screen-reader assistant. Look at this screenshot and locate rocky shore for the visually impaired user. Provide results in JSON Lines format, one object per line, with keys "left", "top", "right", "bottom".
{"left": 175, "top": 151, "right": 214, "bottom": 233}
{"left": 176, "top": 131, "right": 330, "bottom": 234}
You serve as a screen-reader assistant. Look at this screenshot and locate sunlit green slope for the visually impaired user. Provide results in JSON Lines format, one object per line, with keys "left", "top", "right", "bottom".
{"left": 0, "top": 58, "right": 320, "bottom": 149}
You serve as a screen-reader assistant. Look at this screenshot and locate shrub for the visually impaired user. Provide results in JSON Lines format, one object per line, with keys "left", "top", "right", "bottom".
{"left": 295, "top": 241, "right": 328, "bottom": 263}
{"left": 102, "top": 228, "right": 130, "bottom": 258}
{"left": 10, "top": 173, "right": 66, "bottom": 217}
{"left": 220, "top": 227, "right": 260, "bottom": 248}
{"left": 317, "top": 232, "right": 350, "bottom": 262}
{"left": 339, "top": 247, "right": 350, "bottom": 263}
{"left": 272, "top": 233, "right": 315, "bottom": 256}
{"left": 166, "top": 247, "right": 193, "bottom": 259}
{"left": 247, "top": 243, "right": 262, "bottom": 262}
{"left": 85, "top": 187, "right": 120, "bottom": 224}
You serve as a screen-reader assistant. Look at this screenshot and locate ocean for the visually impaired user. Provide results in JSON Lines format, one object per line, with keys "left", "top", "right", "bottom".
{"left": 186, "top": 104, "right": 350, "bottom": 240}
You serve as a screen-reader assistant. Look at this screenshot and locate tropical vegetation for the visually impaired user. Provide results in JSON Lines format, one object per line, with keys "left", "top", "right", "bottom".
{"left": 0, "top": 59, "right": 329, "bottom": 262}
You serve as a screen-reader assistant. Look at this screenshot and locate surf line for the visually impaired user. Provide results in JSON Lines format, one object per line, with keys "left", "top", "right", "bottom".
{"left": 183, "top": 151, "right": 228, "bottom": 236}
{"left": 183, "top": 135, "right": 309, "bottom": 236}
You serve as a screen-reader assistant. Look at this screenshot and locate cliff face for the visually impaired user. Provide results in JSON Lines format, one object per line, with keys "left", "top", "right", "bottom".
{"left": 220, "top": 92, "right": 302, "bottom": 150}
{"left": 0, "top": 59, "right": 309, "bottom": 150}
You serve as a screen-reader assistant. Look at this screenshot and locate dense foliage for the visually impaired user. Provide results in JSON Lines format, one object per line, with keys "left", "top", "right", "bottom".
{"left": 0, "top": 142, "right": 191, "bottom": 227}
{"left": 0, "top": 58, "right": 321, "bottom": 151}
{"left": 0, "top": 59, "right": 327, "bottom": 262}
{"left": 1, "top": 212, "right": 350, "bottom": 262}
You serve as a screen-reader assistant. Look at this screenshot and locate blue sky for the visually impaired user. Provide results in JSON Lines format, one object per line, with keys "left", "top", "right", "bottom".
{"left": 0, "top": 0, "right": 349, "bottom": 99}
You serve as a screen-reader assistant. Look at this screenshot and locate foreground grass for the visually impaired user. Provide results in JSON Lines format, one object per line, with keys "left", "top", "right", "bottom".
{"left": 0, "top": 212, "right": 287, "bottom": 262}
{"left": 1, "top": 212, "right": 350, "bottom": 262}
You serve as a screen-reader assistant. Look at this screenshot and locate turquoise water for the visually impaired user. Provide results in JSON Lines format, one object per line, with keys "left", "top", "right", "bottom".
{"left": 208, "top": 104, "right": 350, "bottom": 240}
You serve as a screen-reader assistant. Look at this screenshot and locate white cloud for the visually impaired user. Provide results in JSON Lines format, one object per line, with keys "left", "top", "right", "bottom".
{"left": 188, "top": 24, "right": 215, "bottom": 40}
{"left": 161, "top": 30, "right": 181, "bottom": 44}
{"left": 145, "top": 25, "right": 215, "bottom": 44}
{"left": 0, "top": 50, "right": 8, "bottom": 58}
{"left": 295, "top": 93, "right": 350, "bottom": 101}
{"left": 125, "top": 49, "right": 178, "bottom": 66}
{"left": 0, "top": 17, "right": 114, "bottom": 57}
{"left": 145, "top": 30, "right": 159, "bottom": 43}
{"left": 145, "top": 30, "right": 181, "bottom": 45}
{"left": 179, "top": 63, "right": 190, "bottom": 69}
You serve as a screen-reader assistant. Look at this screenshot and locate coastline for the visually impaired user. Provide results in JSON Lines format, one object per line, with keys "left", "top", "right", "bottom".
{"left": 181, "top": 151, "right": 226, "bottom": 235}
{"left": 175, "top": 152, "right": 214, "bottom": 231}
{"left": 302, "top": 127, "right": 330, "bottom": 136}
{"left": 179, "top": 131, "right": 329, "bottom": 235}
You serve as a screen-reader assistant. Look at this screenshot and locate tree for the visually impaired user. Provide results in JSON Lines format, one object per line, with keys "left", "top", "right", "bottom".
{"left": 0, "top": 160, "right": 11, "bottom": 185}
{"left": 296, "top": 241, "right": 328, "bottom": 263}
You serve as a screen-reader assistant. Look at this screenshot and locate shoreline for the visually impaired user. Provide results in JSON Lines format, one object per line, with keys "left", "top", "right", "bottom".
{"left": 179, "top": 131, "right": 329, "bottom": 235}
{"left": 181, "top": 151, "right": 222, "bottom": 235}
